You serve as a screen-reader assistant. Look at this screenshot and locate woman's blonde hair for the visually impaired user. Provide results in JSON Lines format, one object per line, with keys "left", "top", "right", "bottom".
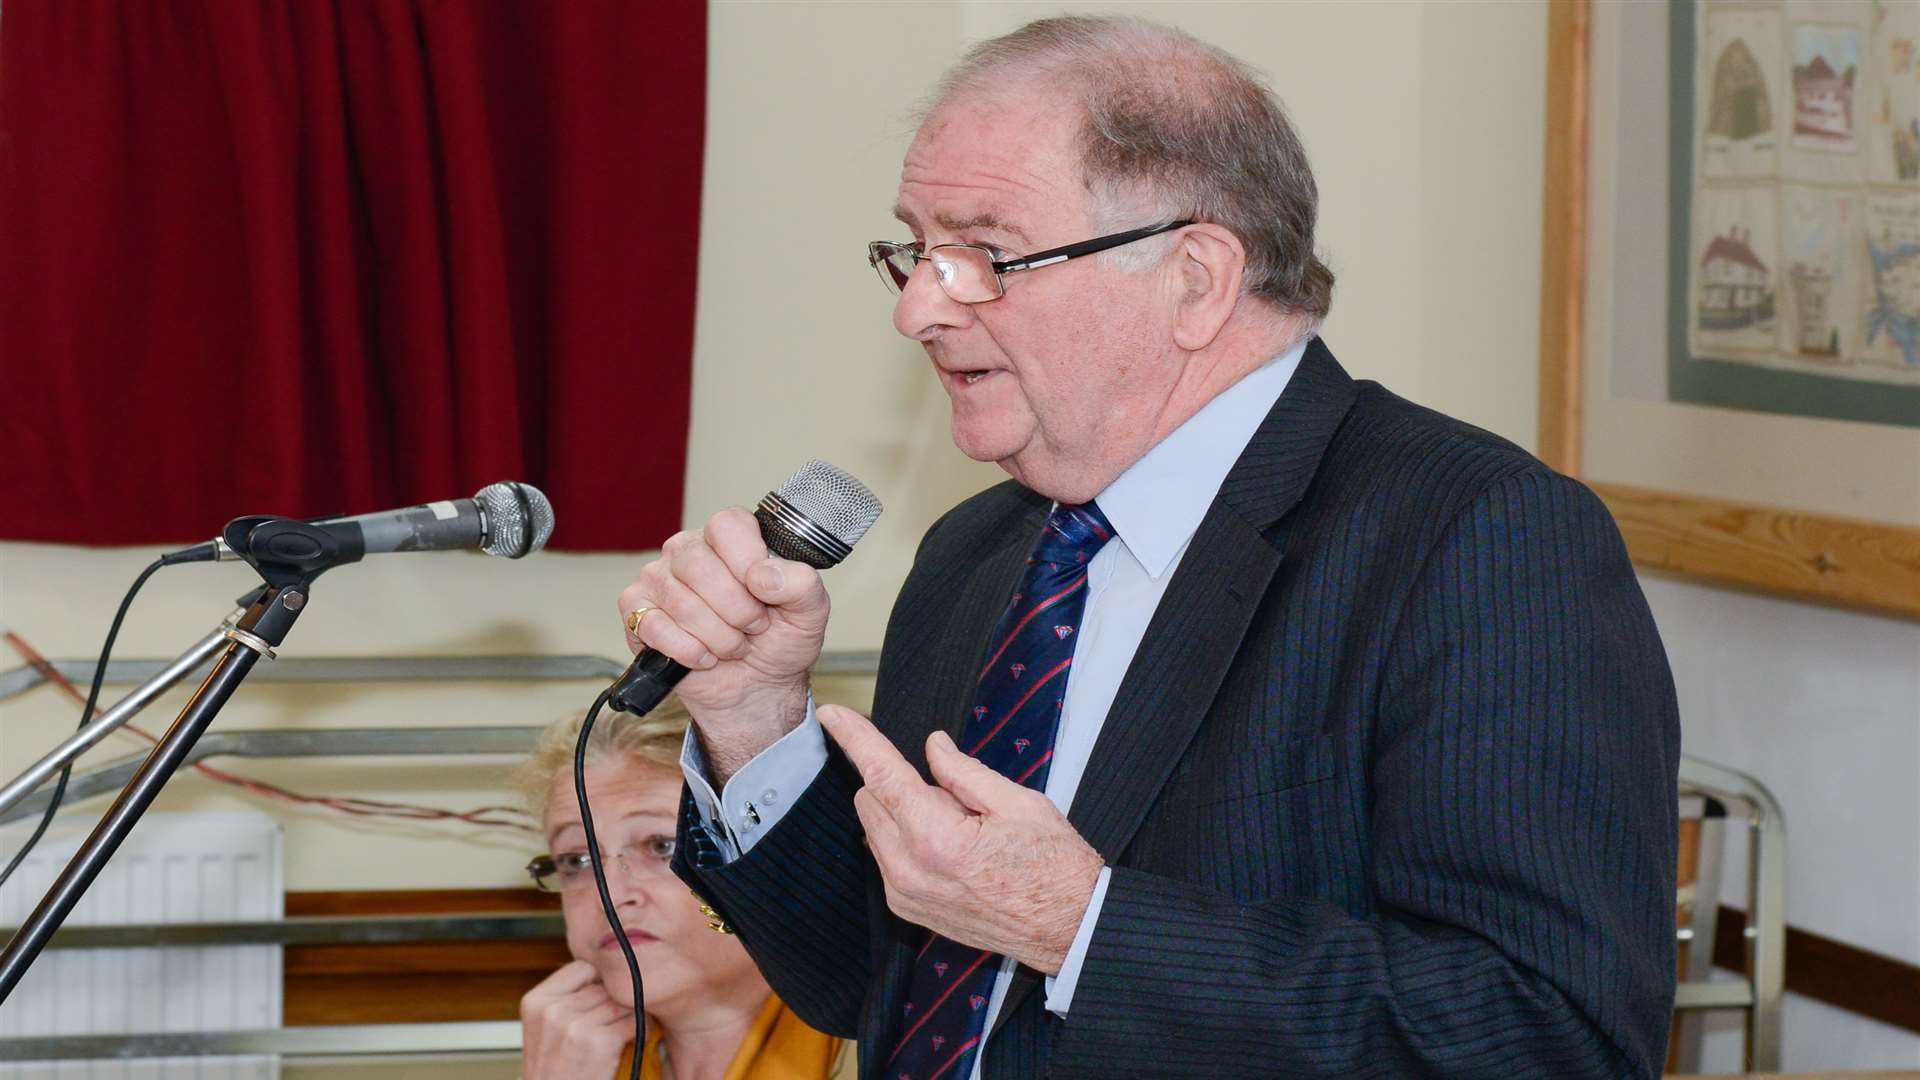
{"left": 508, "top": 696, "right": 692, "bottom": 818}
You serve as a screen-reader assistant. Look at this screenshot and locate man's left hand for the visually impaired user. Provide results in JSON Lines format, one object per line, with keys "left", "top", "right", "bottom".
{"left": 818, "top": 703, "right": 1104, "bottom": 975}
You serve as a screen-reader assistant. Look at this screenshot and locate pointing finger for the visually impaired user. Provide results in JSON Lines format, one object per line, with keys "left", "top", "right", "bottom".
{"left": 925, "top": 729, "right": 1029, "bottom": 815}
{"left": 852, "top": 785, "right": 903, "bottom": 855}
{"left": 821, "top": 706, "right": 972, "bottom": 832}
{"left": 818, "top": 705, "right": 918, "bottom": 795}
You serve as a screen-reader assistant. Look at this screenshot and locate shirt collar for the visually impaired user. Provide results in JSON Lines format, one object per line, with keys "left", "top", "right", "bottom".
{"left": 1093, "top": 338, "right": 1308, "bottom": 578}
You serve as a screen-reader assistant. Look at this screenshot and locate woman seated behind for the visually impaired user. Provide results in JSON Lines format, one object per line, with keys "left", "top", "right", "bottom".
{"left": 511, "top": 698, "right": 854, "bottom": 1080}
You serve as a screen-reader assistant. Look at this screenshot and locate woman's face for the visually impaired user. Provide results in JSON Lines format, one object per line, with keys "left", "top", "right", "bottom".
{"left": 542, "top": 758, "right": 764, "bottom": 1013}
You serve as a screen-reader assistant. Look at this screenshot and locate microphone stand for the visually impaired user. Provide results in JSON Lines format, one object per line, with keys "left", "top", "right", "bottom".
{"left": 0, "top": 604, "right": 251, "bottom": 823}
{"left": 0, "top": 516, "right": 352, "bottom": 1004}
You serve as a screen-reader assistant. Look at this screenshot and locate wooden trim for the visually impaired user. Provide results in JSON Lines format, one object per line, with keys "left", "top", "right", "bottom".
{"left": 1538, "top": 0, "right": 1920, "bottom": 622}
{"left": 286, "top": 888, "right": 560, "bottom": 917}
{"left": 1713, "top": 905, "right": 1920, "bottom": 1036}
{"left": 1538, "top": 0, "right": 1588, "bottom": 477}
{"left": 284, "top": 889, "right": 566, "bottom": 1026}
{"left": 1596, "top": 483, "right": 1920, "bottom": 619}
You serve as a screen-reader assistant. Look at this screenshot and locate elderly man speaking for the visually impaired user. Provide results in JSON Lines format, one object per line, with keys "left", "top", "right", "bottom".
{"left": 621, "top": 15, "right": 1679, "bottom": 1080}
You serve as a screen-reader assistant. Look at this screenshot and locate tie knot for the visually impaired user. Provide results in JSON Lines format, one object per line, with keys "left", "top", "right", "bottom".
{"left": 1034, "top": 501, "right": 1114, "bottom": 567}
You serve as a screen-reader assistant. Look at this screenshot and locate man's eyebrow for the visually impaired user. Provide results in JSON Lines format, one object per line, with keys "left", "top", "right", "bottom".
{"left": 890, "top": 204, "right": 1030, "bottom": 244}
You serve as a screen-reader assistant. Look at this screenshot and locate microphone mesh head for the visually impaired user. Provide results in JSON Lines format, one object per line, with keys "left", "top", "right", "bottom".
{"left": 776, "top": 460, "right": 883, "bottom": 549}
{"left": 475, "top": 481, "right": 556, "bottom": 558}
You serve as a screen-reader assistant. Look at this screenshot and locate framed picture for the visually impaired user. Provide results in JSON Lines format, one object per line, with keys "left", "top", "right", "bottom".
{"left": 1541, "top": 0, "right": 1920, "bottom": 620}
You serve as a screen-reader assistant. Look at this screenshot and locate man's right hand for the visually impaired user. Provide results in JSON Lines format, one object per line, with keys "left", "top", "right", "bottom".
{"left": 618, "top": 507, "right": 829, "bottom": 781}
{"left": 519, "top": 960, "right": 633, "bottom": 1080}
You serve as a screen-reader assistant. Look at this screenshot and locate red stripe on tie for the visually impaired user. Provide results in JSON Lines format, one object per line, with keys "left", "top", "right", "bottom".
{"left": 1013, "top": 747, "right": 1055, "bottom": 784}
{"left": 926, "top": 1034, "right": 984, "bottom": 1080}
{"left": 977, "top": 574, "right": 1086, "bottom": 680}
{"left": 888, "top": 949, "right": 994, "bottom": 1061}
{"left": 965, "top": 659, "right": 1071, "bottom": 756}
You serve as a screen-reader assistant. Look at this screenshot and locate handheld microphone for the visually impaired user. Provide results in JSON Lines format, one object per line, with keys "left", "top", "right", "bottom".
{"left": 163, "top": 481, "right": 556, "bottom": 565}
{"left": 607, "top": 460, "right": 882, "bottom": 715}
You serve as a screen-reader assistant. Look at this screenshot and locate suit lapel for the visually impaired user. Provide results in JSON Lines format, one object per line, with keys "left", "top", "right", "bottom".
{"left": 1066, "top": 340, "right": 1356, "bottom": 859}
{"left": 990, "top": 337, "right": 1358, "bottom": 1031}
{"left": 889, "top": 495, "right": 1049, "bottom": 779}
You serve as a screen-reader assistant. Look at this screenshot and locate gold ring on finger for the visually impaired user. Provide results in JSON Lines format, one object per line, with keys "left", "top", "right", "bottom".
{"left": 626, "top": 606, "right": 654, "bottom": 635}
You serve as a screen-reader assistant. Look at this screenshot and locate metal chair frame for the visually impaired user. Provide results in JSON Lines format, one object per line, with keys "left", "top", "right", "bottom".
{"left": 1671, "top": 754, "right": 1786, "bottom": 1073}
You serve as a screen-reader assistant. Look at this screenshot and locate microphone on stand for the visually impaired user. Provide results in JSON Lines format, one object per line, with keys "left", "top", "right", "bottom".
{"left": 0, "top": 481, "right": 558, "bottom": 1005}
{"left": 607, "top": 459, "right": 882, "bottom": 716}
{"left": 161, "top": 480, "right": 557, "bottom": 565}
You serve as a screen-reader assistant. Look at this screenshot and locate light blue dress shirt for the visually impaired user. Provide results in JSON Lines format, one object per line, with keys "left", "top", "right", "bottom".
{"left": 681, "top": 339, "right": 1305, "bottom": 1074}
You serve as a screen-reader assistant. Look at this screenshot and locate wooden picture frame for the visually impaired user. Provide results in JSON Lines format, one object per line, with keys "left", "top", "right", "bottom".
{"left": 1539, "top": 0, "right": 1920, "bottom": 621}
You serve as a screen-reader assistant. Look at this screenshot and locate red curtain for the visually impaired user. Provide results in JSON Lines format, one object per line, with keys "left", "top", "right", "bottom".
{"left": 0, "top": 1, "right": 703, "bottom": 550}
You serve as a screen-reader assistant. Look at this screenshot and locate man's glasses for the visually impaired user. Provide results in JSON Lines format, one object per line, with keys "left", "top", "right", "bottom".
{"left": 525, "top": 835, "right": 677, "bottom": 893}
{"left": 867, "top": 219, "right": 1192, "bottom": 304}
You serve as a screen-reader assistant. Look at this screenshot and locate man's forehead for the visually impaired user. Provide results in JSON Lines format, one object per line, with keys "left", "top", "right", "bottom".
{"left": 893, "top": 92, "right": 1080, "bottom": 240}
{"left": 890, "top": 203, "right": 1033, "bottom": 244}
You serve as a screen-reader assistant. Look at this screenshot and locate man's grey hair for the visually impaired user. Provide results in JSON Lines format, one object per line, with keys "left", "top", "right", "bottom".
{"left": 930, "top": 15, "right": 1334, "bottom": 322}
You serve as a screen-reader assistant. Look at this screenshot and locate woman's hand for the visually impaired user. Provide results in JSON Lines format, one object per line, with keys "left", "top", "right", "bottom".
{"left": 521, "top": 959, "right": 635, "bottom": 1079}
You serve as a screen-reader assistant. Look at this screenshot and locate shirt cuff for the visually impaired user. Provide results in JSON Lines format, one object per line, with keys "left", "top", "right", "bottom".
{"left": 1043, "top": 865, "right": 1111, "bottom": 1016}
{"left": 679, "top": 693, "right": 827, "bottom": 860}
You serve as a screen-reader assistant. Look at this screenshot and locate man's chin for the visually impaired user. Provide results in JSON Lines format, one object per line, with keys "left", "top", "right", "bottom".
{"left": 948, "top": 421, "right": 1026, "bottom": 468}
{"left": 945, "top": 427, "right": 1075, "bottom": 496}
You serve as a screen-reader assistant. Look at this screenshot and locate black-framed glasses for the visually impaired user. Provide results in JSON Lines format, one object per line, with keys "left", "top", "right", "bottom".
{"left": 525, "top": 836, "right": 677, "bottom": 893}
{"left": 867, "top": 219, "right": 1193, "bottom": 303}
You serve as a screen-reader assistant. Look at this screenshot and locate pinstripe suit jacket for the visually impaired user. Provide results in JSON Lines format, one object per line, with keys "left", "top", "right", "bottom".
{"left": 676, "top": 339, "right": 1680, "bottom": 1078}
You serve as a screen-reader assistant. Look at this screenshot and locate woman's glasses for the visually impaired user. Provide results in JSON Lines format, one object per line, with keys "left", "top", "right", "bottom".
{"left": 525, "top": 835, "right": 677, "bottom": 893}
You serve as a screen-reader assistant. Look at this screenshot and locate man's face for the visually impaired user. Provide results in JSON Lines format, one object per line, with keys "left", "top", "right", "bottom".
{"left": 891, "top": 92, "right": 1180, "bottom": 502}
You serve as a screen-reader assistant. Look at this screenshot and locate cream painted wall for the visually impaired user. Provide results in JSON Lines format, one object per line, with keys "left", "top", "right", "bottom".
{"left": 1646, "top": 575, "right": 1920, "bottom": 1070}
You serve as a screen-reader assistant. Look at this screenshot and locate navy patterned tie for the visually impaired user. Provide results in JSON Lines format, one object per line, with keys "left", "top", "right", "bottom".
{"left": 884, "top": 502, "right": 1115, "bottom": 1080}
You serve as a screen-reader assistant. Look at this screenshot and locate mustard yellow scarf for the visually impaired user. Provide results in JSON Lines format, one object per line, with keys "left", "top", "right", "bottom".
{"left": 614, "top": 993, "right": 853, "bottom": 1080}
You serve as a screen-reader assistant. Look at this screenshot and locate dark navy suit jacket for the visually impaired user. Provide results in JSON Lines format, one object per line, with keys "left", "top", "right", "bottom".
{"left": 677, "top": 339, "right": 1681, "bottom": 1078}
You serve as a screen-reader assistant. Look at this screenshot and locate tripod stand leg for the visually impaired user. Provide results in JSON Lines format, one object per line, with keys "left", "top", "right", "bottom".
{"left": 0, "top": 585, "right": 304, "bottom": 1004}
{"left": 0, "top": 612, "right": 245, "bottom": 821}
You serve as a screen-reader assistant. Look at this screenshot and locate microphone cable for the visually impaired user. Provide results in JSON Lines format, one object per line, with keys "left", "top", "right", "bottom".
{"left": 574, "top": 461, "right": 880, "bottom": 1079}
{"left": 0, "top": 552, "right": 186, "bottom": 889}
{"left": 575, "top": 687, "right": 645, "bottom": 1080}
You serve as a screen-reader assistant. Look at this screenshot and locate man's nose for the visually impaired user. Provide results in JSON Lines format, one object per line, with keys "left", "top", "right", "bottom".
{"left": 892, "top": 258, "right": 974, "bottom": 342}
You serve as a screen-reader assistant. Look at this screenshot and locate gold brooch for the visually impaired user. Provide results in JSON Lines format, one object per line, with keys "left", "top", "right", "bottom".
{"left": 696, "top": 900, "right": 734, "bottom": 935}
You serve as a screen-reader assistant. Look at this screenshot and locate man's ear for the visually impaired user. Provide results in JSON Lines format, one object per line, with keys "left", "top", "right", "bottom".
{"left": 1171, "top": 224, "right": 1246, "bottom": 350}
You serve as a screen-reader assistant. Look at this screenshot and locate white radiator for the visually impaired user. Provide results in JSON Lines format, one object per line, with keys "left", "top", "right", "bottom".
{"left": 0, "top": 810, "right": 282, "bottom": 1078}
